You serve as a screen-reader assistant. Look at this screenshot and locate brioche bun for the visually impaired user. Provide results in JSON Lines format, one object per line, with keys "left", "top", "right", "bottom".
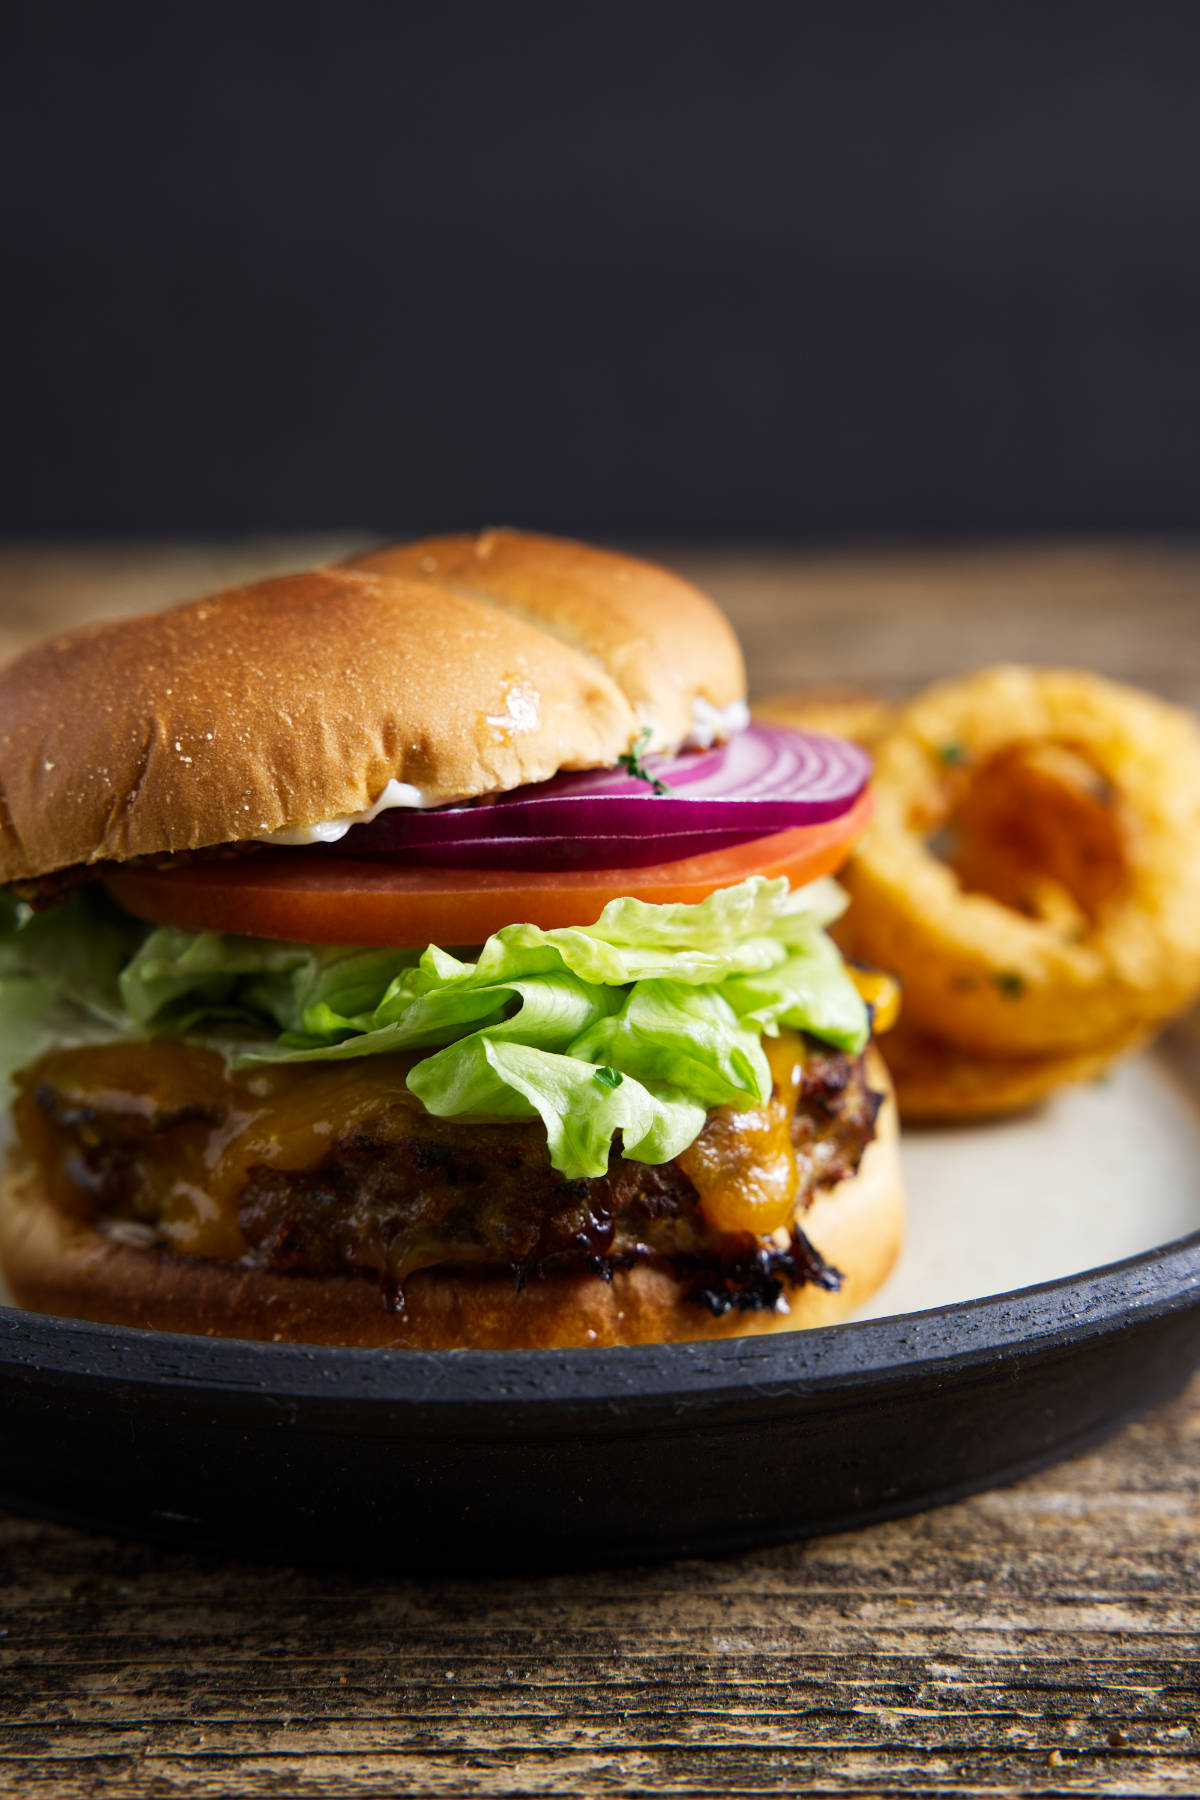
{"left": 0, "top": 531, "right": 745, "bottom": 883}
{"left": 0, "top": 1064, "right": 901, "bottom": 1349}
{"left": 348, "top": 530, "right": 744, "bottom": 757}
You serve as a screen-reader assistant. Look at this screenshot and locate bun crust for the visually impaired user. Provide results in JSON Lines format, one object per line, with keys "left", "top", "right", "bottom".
{"left": 0, "top": 532, "right": 745, "bottom": 882}
{"left": 0, "top": 1070, "right": 901, "bottom": 1349}
{"left": 348, "top": 530, "right": 745, "bottom": 756}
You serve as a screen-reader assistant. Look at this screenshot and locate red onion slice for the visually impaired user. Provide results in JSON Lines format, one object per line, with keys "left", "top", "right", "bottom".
{"left": 349, "top": 829, "right": 766, "bottom": 870}
{"left": 331, "top": 724, "right": 870, "bottom": 869}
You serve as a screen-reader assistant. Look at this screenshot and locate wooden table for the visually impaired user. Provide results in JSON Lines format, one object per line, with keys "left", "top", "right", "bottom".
{"left": 1, "top": 540, "right": 1198, "bottom": 1797}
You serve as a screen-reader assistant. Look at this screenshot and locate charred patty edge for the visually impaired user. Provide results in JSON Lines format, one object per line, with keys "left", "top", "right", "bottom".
{"left": 22, "top": 1041, "right": 882, "bottom": 1314}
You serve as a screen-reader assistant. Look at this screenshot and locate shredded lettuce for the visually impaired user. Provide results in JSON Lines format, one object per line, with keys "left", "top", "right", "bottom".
{"left": 0, "top": 877, "right": 868, "bottom": 1180}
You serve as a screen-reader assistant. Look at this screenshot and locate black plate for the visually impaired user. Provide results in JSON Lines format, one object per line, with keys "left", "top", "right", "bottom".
{"left": 2, "top": 1230, "right": 1198, "bottom": 1570}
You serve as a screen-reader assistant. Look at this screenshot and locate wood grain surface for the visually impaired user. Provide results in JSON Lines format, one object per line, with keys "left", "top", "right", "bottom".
{"left": 2, "top": 1374, "right": 1199, "bottom": 1799}
{"left": 1, "top": 538, "right": 1198, "bottom": 1798}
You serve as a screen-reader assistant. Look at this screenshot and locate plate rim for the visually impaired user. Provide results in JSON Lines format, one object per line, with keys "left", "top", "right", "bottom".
{"left": 2, "top": 1226, "right": 1198, "bottom": 1420}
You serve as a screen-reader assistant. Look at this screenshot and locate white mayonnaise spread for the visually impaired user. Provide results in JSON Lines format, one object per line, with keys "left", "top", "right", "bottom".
{"left": 684, "top": 695, "right": 751, "bottom": 748}
{"left": 261, "top": 693, "right": 750, "bottom": 846}
{"left": 263, "top": 777, "right": 434, "bottom": 846}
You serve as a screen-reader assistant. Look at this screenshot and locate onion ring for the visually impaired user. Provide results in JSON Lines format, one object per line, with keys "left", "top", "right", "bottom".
{"left": 843, "top": 666, "right": 1200, "bottom": 1056}
{"left": 880, "top": 1015, "right": 1149, "bottom": 1123}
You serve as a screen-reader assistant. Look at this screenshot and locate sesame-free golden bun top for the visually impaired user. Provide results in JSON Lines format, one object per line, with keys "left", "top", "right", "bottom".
{"left": 0, "top": 530, "right": 746, "bottom": 882}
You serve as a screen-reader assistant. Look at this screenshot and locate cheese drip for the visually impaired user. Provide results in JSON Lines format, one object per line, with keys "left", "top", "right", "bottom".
{"left": 678, "top": 1030, "right": 804, "bottom": 1238}
{"left": 13, "top": 1043, "right": 425, "bottom": 1262}
{"left": 14, "top": 1032, "right": 819, "bottom": 1262}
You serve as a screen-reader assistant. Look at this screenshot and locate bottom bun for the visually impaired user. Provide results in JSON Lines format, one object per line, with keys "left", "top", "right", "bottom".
{"left": 0, "top": 1062, "right": 902, "bottom": 1350}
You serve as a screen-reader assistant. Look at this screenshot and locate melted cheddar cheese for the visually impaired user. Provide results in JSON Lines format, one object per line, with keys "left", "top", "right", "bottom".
{"left": 849, "top": 966, "right": 900, "bottom": 1034}
{"left": 678, "top": 1031, "right": 804, "bottom": 1237}
{"left": 13, "top": 1042, "right": 424, "bottom": 1261}
{"left": 14, "top": 1026, "right": 829, "bottom": 1259}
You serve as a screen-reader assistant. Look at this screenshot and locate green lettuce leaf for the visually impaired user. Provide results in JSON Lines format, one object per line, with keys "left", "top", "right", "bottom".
{"left": 568, "top": 980, "right": 771, "bottom": 1111}
{"left": 408, "top": 1038, "right": 706, "bottom": 1178}
{"left": 0, "top": 890, "right": 141, "bottom": 1086}
{"left": 0, "top": 875, "right": 868, "bottom": 1179}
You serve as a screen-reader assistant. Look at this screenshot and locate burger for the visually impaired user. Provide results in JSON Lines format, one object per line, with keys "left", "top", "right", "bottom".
{"left": 0, "top": 530, "right": 902, "bottom": 1348}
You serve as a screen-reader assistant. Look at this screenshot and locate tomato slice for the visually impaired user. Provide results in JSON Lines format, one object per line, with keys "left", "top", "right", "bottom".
{"left": 105, "top": 788, "right": 872, "bottom": 947}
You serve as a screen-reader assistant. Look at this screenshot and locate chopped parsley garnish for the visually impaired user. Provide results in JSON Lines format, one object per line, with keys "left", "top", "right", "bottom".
{"left": 937, "top": 742, "right": 968, "bottom": 766}
{"left": 594, "top": 1066, "right": 624, "bottom": 1089}
{"left": 618, "top": 727, "right": 673, "bottom": 795}
{"left": 993, "top": 971, "right": 1026, "bottom": 998}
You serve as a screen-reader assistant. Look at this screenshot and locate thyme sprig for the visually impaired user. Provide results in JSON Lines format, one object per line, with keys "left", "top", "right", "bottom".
{"left": 618, "top": 727, "right": 674, "bottom": 795}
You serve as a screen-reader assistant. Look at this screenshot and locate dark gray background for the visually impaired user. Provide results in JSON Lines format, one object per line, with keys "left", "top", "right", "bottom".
{"left": 6, "top": 4, "right": 1200, "bottom": 538}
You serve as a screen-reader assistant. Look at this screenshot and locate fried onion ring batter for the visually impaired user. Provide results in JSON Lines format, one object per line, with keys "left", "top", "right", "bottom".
{"left": 879, "top": 1013, "right": 1149, "bottom": 1122}
{"left": 843, "top": 666, "right": 1200, "bottom": 1057}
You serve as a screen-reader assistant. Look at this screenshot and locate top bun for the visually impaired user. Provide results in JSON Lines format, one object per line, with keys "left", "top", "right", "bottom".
{"left": 347, "top": 530, "right": 743, "bottom": 752}
{"left": 0, "top": 530, "right": 745, "bottom": 882}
